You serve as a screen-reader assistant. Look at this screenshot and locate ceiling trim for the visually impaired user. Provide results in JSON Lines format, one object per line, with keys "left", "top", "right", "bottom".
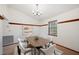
{"left": 58, "top": 18, "right": 79, "bottom": 24}
{"left": 9, "top": 18, "right": 79, "bottom": 27}
{"left": 9, "top": 22, "right": 43, "bottom": 26}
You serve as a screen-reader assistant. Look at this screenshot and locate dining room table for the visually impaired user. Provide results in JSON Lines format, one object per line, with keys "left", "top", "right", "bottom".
{"left": 26, "top": 36, "right": 50, "bottom": 55}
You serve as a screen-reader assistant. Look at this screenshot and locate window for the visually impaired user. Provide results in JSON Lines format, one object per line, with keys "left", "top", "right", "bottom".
{"left": 48, "top": 20, "right": 57, "bottom": 36}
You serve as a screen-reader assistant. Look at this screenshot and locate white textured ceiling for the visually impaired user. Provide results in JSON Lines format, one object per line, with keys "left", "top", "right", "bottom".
{"left": 8, "top": 4, "right": 79, "bottom": 20}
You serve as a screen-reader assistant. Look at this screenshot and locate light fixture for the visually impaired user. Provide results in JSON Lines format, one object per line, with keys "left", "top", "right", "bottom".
{"left": 32, "top": 4, "right": 42, "bottom": 16}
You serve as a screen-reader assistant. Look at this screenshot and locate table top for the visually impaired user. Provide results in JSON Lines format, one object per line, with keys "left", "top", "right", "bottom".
{"left": 27, "top": 36, "right": 49, "bottom": 47}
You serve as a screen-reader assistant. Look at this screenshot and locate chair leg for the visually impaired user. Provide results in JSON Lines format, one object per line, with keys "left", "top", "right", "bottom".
{"left": 54, "top": 50, "right": 56, "bottom": 55}
{"left": 17, "top": 46, "right": 21, "bottom": 55}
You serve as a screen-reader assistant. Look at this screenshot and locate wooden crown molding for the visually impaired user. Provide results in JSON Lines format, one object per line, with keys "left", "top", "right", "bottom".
{"left": 39, "top": 24, "right": 48, "bottom": 26}
{"left": 58, "top": 19, "right": 79, "bottom": 24}
{"left": 9, "top": 22, "right": 42, "bottom": 26}
{"left": 9, "top": 19, "right": 79, "bottom": 26}
{"left": 9, "top": 22, "right": 48, "bottom": 26}
{"left": 40, "top": 19, "right": 79, "bottom": 26}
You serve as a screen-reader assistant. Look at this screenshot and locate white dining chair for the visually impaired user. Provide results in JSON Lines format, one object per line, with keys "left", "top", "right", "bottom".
{"left": 17, "top": 38, "right": 31, "bottom": 55}
{"left": 41, "top": 44, "right": 63, "bottom": 55}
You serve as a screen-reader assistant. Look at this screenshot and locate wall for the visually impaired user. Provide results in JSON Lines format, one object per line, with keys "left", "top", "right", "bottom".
{"left": 41, "top": 8, "right": 79, "bottom": 52}
{"left": 9, "top": 25, "right": 41, "bottom": 43}
{"left": 0, "top": 20, "right": 3, "bottom": 54}
{"left": 57, "top": 21, "right": 79, "bottom": 52}
{"left": 0, "top": 5, "right": 8, "bottom": 54}
{"left": 32, "top": 26, "right": 41, "bottom": 36}
{"left": 39, "top": 26, "right": 48, "bottom": 37}
{"left": 8, "top": 25, "right": 22, "bottom": 42}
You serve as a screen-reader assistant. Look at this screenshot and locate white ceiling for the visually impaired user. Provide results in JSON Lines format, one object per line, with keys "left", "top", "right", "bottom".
{"left": 8, "top": 4, "right": 79, "bottom": 20}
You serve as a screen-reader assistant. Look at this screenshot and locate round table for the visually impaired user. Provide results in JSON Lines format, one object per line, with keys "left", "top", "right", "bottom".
{"left": 26, "top": 36, "right": 50, "bottom": 55}
{"left": 27, "top": 36, "right": 49, "bottom": 47}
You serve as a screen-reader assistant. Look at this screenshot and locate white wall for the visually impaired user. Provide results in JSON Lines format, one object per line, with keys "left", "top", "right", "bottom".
{"left": 41, "top": 8, "right": 79, "bottom": 52}
{"left": 9, "top": 25, "right": 23, "bottom": 43}
{"left": 57, "top": 21, "right": 79, "bottom": 51}
{"left": 0, "top": 5, "right": 8, "bottom": 54}
{"left": 0, "top": 20, "right": 3, "bottom": 54}
{"left": 9, "top": 25, "right": 41, "bottom": 43}
{"left": 32, "top": 26, "right": 40, "bottom": 36}
{"left": 39, "top": 26, "right": 48, "bottom": 37}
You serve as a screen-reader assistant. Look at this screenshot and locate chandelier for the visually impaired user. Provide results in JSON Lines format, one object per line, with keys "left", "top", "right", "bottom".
{"left": 32, "top": 4, "right": 42, "bottom": 16}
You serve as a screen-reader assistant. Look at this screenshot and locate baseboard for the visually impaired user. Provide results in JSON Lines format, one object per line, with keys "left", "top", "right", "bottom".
{"left": 55, "top": 43, "right": 79, "bottom": 53}
{"left": 3, "top": 42, "right": 18, "bottom": 47}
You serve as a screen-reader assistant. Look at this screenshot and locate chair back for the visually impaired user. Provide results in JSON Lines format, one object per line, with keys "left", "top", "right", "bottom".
{"left": 18, "top": 38, "right": 26, "bottom": 50}
{"left": 41, "top": 44, "right": 63, "bottom": 55}
{"left": 46, "top": 44, "right": 55, "bottom": 54}
{"left": 18, "top": 38, "right": 21, "bottom": 42}
{"left": 41, "top": 44, "right": 56, "bottom": 55}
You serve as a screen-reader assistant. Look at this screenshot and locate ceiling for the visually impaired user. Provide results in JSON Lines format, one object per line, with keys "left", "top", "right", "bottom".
{"left": 8, "top": 4, "right": 79, "bottom": 20}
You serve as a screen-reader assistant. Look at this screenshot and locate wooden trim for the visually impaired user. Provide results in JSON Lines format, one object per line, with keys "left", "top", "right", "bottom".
{"left": 41, "top": 18, "right": 79, "bottom": 26}
{"left": 9, "top": 19, "right": 79, "bottom": 26}
{"left": 40, "top": 24, "right": 48, "bottom": 26}
{"left": 0, "top": 15, "right": 5, "bottom": 20}
{"left": 9, "top": 22, "right": 42, "bottom": 26}
{"left": 3, "top": 42, "right": 18, "bottom": 47}
{"left": 9, "top": 22, "right": 48, "bottom": 26}
{"left": 55, "top": 43, "right": 79, "bottom": 53}
{"left": 58, "top": 19, "right": 79, "bottom": 24}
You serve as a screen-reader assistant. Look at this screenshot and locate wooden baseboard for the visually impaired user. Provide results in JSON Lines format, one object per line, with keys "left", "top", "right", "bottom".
{"left": 3, "top": 42, "right": 18, "bottom": 47}
{"left": 55, "top": 43, "right": 79, "bottom": 53}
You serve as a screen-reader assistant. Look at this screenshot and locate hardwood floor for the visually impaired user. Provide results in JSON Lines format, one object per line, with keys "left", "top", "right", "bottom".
{"left": 56, "top": 45, "right": 79, "bottom": 55}
{"left": 3, "top": 44, "right": 79, "bottom": 55}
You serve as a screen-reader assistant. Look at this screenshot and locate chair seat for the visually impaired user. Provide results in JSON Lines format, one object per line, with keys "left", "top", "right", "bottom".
{"left": 14, "top": 46, "right": 32, "bottom": 55}
{"left": 41, "top": 44, "right": 63, "bottom": 55}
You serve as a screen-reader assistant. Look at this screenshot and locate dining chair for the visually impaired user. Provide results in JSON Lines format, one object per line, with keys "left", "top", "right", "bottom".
{"left": 41, "top": 44, "right": 63, "bottom": 55}
{"left": 17, "top": 38, "right": 32, "bottom": 55}
{"left": 42, "top": 41, "right": 53, "bottom": 49}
